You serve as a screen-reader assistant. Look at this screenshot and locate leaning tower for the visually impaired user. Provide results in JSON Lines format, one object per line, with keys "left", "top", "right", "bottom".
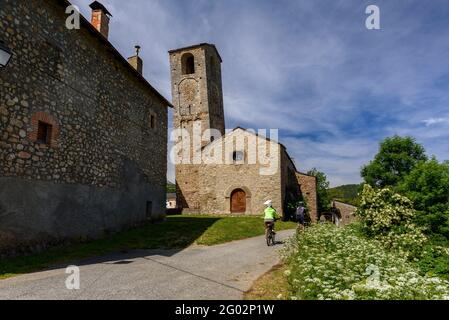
{"left": 169, "top": 43, "right": 225, "bottom": 212}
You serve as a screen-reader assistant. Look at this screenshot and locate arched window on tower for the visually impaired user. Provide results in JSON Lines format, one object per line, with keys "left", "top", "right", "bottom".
{"left": 182, "top": 53, "right": 195, "bottom": 75}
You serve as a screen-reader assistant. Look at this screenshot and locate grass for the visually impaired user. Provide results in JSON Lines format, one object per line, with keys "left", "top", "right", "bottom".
{"left": 195, "top": 216, "right": 295, "bottom": 245}
{"left": 0, "top": 215, "right": 296, "bottom": 280}
{"left": 244, "top": 264, "right": 290, "bottom": 300}
{"left": 415, "top": 235, "right": 449, "bottom": 280}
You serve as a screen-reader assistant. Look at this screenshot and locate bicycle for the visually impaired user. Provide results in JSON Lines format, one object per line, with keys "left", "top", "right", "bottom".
{"left": 265, "top": 218, "right": 279, "bottom": 246}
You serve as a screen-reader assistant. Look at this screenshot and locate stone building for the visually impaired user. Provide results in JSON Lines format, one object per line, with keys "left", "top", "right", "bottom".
{"left": 166, "top": 193, "right": 177, "bottom": 209}
{"left": 333, "top": 200, "right": 358, "bottom": 226}
{"left": 0, "top": 0, "right": 172, "bottom": 254}
{"left": 169, "top": 44, "right": 318, "bottom": 219}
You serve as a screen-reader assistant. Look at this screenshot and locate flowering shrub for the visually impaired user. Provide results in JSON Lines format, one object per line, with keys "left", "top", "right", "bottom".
{"left": 356, "top": 184, "right": 427, "bottom": 257}
{"left": 283, "top": 224, "right": 449, "bottom": 300}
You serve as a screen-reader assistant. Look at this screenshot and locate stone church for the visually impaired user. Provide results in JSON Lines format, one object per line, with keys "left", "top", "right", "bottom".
{"left": 169, "top": 44, "right": 318, "bottom": 219}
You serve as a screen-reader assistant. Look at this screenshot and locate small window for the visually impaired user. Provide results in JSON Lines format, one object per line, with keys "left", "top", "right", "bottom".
{"left": 37, "top": 121, "right": 52, "bottom": 145}
{"left": 181, "top": 53, "right": 195, "bottom": 75}
{"left": 233, "top": 151, "right": 244, "bottom": 163}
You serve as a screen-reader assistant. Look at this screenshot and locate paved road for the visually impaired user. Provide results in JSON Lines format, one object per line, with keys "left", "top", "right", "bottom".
{"left": 0, "top": 230, "right": 294, "bottom": 300}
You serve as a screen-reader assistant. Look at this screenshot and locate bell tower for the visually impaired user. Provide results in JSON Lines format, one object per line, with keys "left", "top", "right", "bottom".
{"left": 169, "top": 43, "right": 225, "bottom": 212}
{"left": 169, "top": 43, "right": 225, "bottom": 141}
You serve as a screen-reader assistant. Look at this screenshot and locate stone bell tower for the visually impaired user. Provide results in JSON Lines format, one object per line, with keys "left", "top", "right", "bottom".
{"left": 169, "top": 43, "right": 225, "bottom": 212}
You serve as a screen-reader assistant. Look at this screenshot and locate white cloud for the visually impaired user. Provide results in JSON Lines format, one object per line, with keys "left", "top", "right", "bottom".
{"left": 423, "top": 117, "right": 449, "bottom": 126}
{"left": 69, "top": 0, "right": 449, "bottom": 186}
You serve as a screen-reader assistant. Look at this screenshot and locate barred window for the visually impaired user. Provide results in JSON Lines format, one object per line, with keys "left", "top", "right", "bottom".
{"left": 37, "top": 121, "right": 53, "bottom": 145}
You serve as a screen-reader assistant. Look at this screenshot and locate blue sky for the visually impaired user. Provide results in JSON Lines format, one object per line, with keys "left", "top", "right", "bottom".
{"left": 71, "top": 0, "right": 449, "bottom": 187}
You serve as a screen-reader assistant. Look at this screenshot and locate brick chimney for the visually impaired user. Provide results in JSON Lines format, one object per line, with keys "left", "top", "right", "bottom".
{"left": 89, "top": 1, "right": 112, "bottom": 39}
{"left": 128, "top": 45, "right": 143, "bottom": 75}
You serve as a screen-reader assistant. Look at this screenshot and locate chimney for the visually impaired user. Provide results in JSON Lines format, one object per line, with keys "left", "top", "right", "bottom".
{"left": 89, "top": 1, "right": 112, "bottom": 39}
{"left": 128, "top": 45, "right": 143, "bottom": 75}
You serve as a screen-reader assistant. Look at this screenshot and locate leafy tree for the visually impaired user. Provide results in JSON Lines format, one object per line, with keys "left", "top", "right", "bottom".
{"left": 307, "top": 168, "right": 331, "bottom": 214}
{"left": 167, "top": 182, "right": 176, "bottom": 193}
{"left": 361, "top": 136, "right": 427, "bottom": 188}
{"left": 398, "top": 158, "right": 449, "bottom": 238}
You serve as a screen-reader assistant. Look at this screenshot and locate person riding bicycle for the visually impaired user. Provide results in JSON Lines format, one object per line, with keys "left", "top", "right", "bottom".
{"left": 263, "top": 200, "right": 279, "bottom": 237}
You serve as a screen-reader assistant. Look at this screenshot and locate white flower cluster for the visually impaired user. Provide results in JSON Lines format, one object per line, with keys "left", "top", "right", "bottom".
{"left": 356, "top": 184, "right": 427, "bottom": 257}
{"left": 285, "top": 224, "right": 449, "bottom": 300}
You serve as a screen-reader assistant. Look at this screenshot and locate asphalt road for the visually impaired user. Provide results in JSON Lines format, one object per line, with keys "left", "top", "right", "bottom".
{"left": 0, "top": 230, "right": 295, "bottom": 300}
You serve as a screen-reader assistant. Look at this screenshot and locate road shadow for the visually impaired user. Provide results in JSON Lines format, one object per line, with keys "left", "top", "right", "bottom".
{"left": 0, "top": 216, "right": 221, "bottom": 277}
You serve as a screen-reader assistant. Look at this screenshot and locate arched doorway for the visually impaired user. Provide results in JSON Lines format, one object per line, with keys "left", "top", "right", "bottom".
{"left": 231, "top": 189, "right": 246, "bottom": 213}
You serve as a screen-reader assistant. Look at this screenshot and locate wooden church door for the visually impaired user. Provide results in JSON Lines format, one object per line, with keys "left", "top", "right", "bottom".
{"left": 231, "top": 189, "right": 246, "bottom": 213}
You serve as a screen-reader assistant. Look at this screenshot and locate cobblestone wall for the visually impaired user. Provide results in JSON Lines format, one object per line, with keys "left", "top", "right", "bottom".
{"left": 0, "top": 0, "right": 169, "bottom": 255}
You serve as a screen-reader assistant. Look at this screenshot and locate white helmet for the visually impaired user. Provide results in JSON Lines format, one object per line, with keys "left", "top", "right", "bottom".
{"left": 264, "top": 200, "right": 273, "bottom": 207}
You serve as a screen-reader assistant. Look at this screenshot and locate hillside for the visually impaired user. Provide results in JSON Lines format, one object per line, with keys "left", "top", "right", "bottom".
{"left": 328, "top": 184, "right": 361, "bottom": 206}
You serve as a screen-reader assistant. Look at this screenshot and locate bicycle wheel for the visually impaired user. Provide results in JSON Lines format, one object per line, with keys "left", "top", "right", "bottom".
{"left": 266, "top": 232, "right": 272, "bottom": 246}
{"left": 271, "top": 232, "right": 276, "bottom": 246}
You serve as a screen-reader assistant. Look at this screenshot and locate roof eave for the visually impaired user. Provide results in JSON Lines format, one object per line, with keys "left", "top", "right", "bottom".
{"left": 58, "top": 0, "right": 174, "bottom": 108}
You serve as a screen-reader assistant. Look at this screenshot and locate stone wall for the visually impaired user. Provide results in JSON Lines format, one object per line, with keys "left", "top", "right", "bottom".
{"left": 333, "top": 200, "right": 358, "bottom": 226}
{"left": 0, "top": 0, "right": 168, "bottom": 254}
{"left": 296, "top": 172, "right": 318, "bottom": 221}
{"left": 280, "top": 147, "right": 301, "bottom": 211}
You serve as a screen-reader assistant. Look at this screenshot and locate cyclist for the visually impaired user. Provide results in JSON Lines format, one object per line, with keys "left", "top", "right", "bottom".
{"left": 296, "top": 201, "right": 306, "bottom": 232}
{"left": 263, "top": 200, "right": 279, "bottom": 238}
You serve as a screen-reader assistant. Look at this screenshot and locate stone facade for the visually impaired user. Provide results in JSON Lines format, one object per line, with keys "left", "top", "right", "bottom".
{"left": 296, "top": 172, "right": 318, "bottom": 221}
{"left": 0, "top": 0, "right": 171, "bottom": 255}
{"left": 169, "top": 44, "right": 318, "bottom": 218}
{"left": 196, "top": 128, "right": 284, "bottom": 215}
{"left": 333, "top": 200, "right": 358, "bottom": 226}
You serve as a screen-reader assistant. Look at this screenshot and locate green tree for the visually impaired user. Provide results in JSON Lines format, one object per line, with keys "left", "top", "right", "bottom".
{"left": 361, "top": 135, "right": 427, "bottom": 188}
{"left": 307, "top": 168, "right": 331, "bottom": 214}
{"left": 398, "top": 158, "right": 449, "bottom": 238}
